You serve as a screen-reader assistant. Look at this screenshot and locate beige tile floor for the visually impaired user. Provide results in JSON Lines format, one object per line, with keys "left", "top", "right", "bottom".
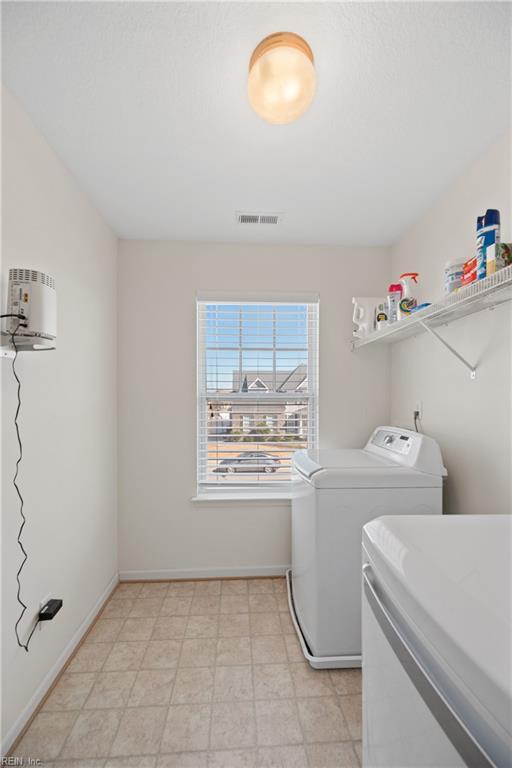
{"left": 14, "top": 578, "right": 362, "bottom": 768}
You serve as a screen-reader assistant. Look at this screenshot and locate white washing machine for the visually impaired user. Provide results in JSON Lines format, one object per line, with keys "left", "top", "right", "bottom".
{"left": 362, "top": 514, "right": 511, "bottom": 768}
{"left": 288, "top": 426, "right": 446, "bottom": 669}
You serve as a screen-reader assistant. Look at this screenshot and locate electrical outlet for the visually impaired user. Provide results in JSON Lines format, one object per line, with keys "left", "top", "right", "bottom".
{"left": 39, "top": 594, "right": 51, "bottom": 631}
{"left": 414, "top": 401, "right": 423, "bottom": 420}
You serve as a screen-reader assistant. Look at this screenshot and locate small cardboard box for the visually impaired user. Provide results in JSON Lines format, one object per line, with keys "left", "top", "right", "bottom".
{"left": 487, "top": 242, "right": 512, "bottom": 273}
{"left": 496, "top": 243, "right": 512, "bottom": 270}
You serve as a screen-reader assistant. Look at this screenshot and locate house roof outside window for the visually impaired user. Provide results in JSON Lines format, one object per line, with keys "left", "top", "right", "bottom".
{"left": 232, "top": 364, "right": 307, "bottom": 393}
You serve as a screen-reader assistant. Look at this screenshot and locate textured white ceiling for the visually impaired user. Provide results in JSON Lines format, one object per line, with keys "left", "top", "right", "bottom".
{"left": 2, "top": 2, "right": 510, "bottom": 245}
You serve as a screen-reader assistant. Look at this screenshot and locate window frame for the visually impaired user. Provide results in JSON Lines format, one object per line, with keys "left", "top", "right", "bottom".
{"left": 196, "top": 296, "right": 319, "bottom": 497}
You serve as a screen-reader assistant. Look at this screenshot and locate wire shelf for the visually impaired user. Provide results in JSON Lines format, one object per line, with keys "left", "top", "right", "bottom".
{"left": 352, "top": 264, "right": 512, "bottom": 348}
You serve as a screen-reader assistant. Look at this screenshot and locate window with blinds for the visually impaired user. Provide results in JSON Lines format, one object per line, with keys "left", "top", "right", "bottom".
{"left": 197, "top": 299, "right": 319, "bottom": 489}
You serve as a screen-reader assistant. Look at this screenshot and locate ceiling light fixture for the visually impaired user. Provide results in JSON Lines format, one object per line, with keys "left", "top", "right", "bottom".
{"left": 248, "top": 32, "right": 316, "bottom": 125}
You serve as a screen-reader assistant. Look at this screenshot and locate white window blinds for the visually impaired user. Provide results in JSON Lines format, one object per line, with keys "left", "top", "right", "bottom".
{"left": 197, "top": 300, "right": 319, "bottom": 488}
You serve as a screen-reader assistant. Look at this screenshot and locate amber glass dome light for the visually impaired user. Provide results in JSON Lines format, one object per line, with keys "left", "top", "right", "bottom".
{"left": 248, "top": 32, "right": 316, "bottom": 124}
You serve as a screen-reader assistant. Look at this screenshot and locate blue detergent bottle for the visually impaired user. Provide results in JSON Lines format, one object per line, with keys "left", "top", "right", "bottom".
{"left": 476, "top": 215, "right": 486, "bottom": 280}
{"left": 483, "top": 209, "right": 501, "bottom": 275}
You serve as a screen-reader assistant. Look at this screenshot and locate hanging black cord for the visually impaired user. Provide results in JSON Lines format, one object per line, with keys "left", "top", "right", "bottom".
{"left": 8, "top": 316, "right": 38, "bottom": 651}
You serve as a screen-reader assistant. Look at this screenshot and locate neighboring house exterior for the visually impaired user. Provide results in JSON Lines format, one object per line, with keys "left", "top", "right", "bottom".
{"left": 232, "top": 364, "right": 307, "bottom": 394}
{"left": 208, "top": 364, "right": 308, "bottom": 438}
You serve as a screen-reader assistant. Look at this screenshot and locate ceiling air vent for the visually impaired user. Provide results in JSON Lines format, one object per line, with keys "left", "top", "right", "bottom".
{"left": 236, "top": 212, "right": 282, "bottom": 225}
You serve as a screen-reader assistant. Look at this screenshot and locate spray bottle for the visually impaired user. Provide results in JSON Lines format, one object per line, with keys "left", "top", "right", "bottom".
{"left": 398, "top": 272, "right": 419, "bottom": 319}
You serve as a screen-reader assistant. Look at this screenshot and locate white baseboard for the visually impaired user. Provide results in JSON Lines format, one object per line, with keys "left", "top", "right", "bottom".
{"left": 2, "top": 573, "right": 119, "bottom": 757}
{"left": 119, "top": 565, "right": 290, "bottom": 581}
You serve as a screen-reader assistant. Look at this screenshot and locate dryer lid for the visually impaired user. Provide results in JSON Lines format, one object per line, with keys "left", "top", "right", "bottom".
{"left": 293, "top": 449, "right": 442, "bottom": 488}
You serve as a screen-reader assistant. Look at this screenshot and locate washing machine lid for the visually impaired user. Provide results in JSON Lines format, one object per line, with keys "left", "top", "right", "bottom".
{"left": 293, "top": 448, "right": 442, "bottom": 488}
{"left": 363, "top": 514, "right": 512, "bottom": 757}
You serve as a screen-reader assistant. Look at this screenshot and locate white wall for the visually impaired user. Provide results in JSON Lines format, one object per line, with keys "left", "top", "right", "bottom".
{"left": 390, "top": 133, "right": 511, "bottom": 515}
{"left": 1, "top": 88, "right": 118, "bottom": 751}
{"left": 118, "top": 240, "right": 391, "bottom": 576}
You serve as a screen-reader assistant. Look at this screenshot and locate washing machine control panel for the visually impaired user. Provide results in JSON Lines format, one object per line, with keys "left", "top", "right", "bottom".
{"left": 371, "top": 429, "right": 412, "bottom": 455}
{"left": 365, "top": 426, "right": 446, "bottom": 477}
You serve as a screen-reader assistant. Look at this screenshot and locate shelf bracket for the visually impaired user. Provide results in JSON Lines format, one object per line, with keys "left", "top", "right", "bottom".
{"left": 418, "top": 321, "right": 476, "bottom": 379}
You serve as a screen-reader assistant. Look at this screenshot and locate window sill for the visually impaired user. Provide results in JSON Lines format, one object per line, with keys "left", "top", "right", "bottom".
{"left": 191, "top": 489, "right": 295, "bottom": 503}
